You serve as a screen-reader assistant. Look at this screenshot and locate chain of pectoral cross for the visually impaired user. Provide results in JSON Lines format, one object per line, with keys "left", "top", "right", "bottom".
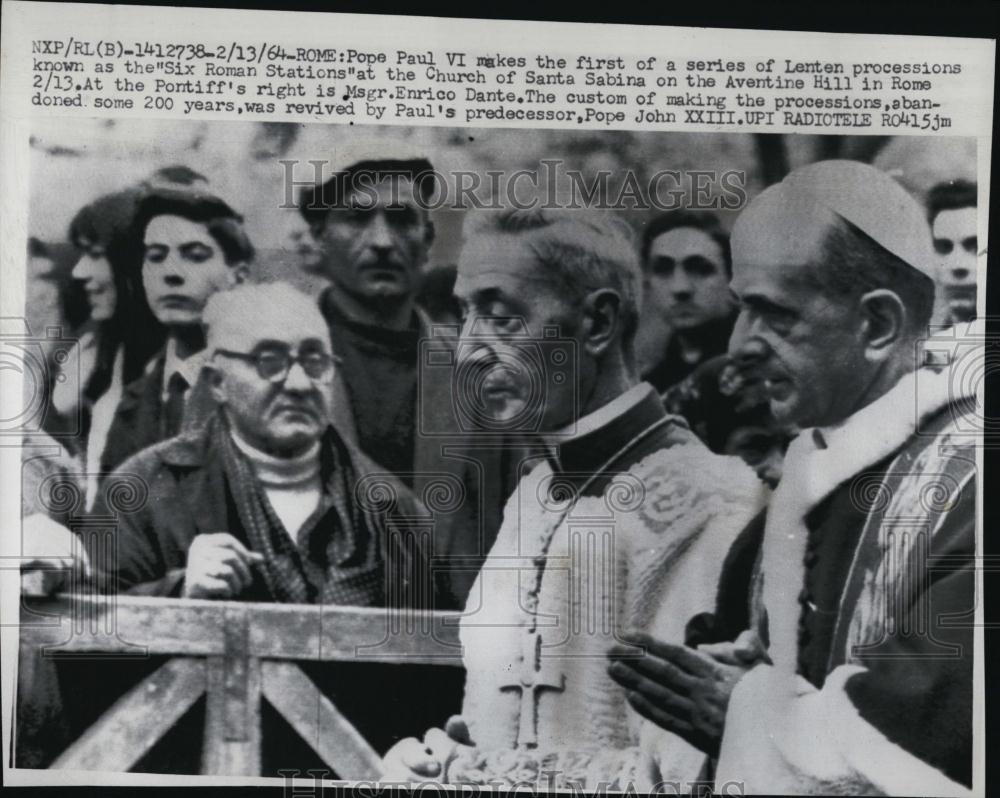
{"left": 502, "top": 413, "right": 675, "bottom": 749}
{"left": 521, "top": 414, "right": 675, "bottom": 632}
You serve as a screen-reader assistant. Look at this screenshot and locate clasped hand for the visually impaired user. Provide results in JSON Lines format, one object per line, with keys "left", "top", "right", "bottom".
{"left": 380, "top": 716, "right": 474, "bottom": 783}
{"left": 607, "top": 629, "right": 770, "bottom": 756}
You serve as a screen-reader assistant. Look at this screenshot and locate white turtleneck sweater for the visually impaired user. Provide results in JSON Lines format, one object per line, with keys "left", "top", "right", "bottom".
{"left": 230, "top": 430, "right": 322, "bottom": 542}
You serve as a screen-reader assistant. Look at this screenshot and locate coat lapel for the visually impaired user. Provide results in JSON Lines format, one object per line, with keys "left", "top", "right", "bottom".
{"left": 157, "top": 419, "right": 232, "bottom": 541}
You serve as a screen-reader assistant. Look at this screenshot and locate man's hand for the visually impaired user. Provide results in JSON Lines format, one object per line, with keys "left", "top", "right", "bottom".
{"left": 607, "top": 630, "right": 767, "bottom": 756}
{"left": 21, "top": 513, "right": 91, "bottom": 596}
{"left": 182, "top": 533, "right": 264, "bottom": 599}
{"left": 380, "top": 718, "right": 473, "bottom": 783}
{"left": 698, "top": 629, "right": 771, "bottom": 668}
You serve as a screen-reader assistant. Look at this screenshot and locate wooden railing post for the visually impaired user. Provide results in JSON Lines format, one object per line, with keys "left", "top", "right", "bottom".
{"left": 202, "top": 605, "right": 261, "bottom": 775}
{"left": 19, "top": 595, "right": 464, "bottom": 777}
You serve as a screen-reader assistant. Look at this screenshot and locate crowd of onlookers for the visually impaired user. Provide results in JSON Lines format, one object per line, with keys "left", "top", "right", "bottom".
{"left": 14, "top": 140, "right": 978, "bottom": 788}
{"left": 24, "top": 148, "right": 976, "bottom": 512}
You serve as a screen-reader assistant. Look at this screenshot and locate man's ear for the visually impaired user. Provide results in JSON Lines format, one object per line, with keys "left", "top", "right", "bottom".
{"left": 228, "top": 262, "right": 249, "bottom": 286}
{"left": 581, "top": 288, "right": 623, "bottom": 357}
{"left": 859, "top": 288, "right": 907, "bottom": 360}
{"left": 204, "top": 362, "right": 227, "bottom": 405}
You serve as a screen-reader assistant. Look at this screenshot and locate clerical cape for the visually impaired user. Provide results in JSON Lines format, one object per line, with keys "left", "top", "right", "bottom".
{"left": 453, "top": 385, "right": 767, "bottom": 788}
{"left": 713, "top": 366, "right": 977, "bottom": 796}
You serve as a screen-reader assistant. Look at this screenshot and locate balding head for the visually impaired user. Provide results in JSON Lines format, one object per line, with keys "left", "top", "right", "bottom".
{"left": 731, "top": 181, "right": 837, "bottom": 278}
{"left": 203, "top": 282, "right": 330, "bottom": 353}
{"left": 203, "top": 282, "right": 334, "bottom": 457}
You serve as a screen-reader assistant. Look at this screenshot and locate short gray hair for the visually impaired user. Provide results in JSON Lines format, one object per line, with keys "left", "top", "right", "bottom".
{"left": 814, "top": 216, "right": 936, "bottom": 336}
{"left": 462, "top": 207, "right": 642, "bottom": 344}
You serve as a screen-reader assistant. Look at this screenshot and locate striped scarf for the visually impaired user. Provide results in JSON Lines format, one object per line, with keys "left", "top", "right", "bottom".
{"left": 216, "top": 417, "right": 385, "bottom": 606}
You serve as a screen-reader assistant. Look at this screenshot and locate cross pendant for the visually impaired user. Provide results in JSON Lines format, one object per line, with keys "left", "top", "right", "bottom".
{"left": 500, "top": 630, "right": 564, "bottom": 749}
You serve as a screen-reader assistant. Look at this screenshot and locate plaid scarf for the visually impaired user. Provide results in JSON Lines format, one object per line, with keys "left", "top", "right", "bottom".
{"left": 216, "top": 418, "right": 387, "bottom": 606}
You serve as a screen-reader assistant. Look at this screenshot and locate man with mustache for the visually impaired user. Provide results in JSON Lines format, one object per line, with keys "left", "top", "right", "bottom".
{"left": 100, "top": 187, "right": 253, "bottom": 473}
{"left": 381, "top": 208, "right": 766, "bottom": 789}
{"left": 608, "top": 161, "right": 977, "bottom": 795}
{"left": 299, "top": 139, "right": 518, "bottom": 609}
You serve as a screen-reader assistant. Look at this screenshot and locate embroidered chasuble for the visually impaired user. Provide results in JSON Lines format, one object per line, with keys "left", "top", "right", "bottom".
{"left": 454, "top": 385, "right": 767, "bottom": 788}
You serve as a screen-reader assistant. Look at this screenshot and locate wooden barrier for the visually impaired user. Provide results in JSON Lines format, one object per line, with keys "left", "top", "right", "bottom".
{"left": 19, "top": 593, "right": 465, "bottom": 777}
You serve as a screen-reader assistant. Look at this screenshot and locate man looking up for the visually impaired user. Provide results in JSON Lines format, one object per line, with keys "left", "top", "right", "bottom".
{"left": 381, "top": 208, "right": 765, "bottom": 789}
{"left": 101, "top": 187, "right": 253, "bottom": 472}
{"left": 608, "top": 161, "right": 976, "bottom": 795}
{"left": 639, "top": 210, "right": 737, "bottom": 392}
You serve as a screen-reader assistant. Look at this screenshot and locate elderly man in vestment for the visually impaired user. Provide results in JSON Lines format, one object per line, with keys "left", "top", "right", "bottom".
{"left": 381, "top": 208, "right": 767, "bottom": 788}
{"left": 609, "top": 161, "right": 977, "bottom": 796}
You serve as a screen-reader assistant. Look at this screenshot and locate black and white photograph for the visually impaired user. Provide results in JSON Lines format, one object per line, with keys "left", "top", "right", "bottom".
{"left": 0, "top": 3, "right": 992, "bottom": 796}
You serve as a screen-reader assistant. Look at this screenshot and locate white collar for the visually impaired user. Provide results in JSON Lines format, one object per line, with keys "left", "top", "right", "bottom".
{"left": 760, "top": 364, "right": 970, "bottom": 677}
{"left": 548, "top": 382, "right": 654, "bottom": 443}
{"left": 229, "top": 426, "right": 321, "bottom": 487}
{"left": 788, "top": 365, "right": 963, "bottom": 512}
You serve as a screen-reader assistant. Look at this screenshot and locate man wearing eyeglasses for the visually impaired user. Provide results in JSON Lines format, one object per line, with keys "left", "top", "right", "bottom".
{"left": 92, "top": 282, "right": 429, "bottom": 606}
{"left": 86, "top": 282, "right": 446, "bottom": 768}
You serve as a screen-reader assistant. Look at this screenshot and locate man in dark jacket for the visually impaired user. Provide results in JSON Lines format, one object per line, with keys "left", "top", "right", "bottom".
{"left": 298, "top": 140, "right": 526, "bottom": 608}
{"left": 639, "top": 210, "right": 737, "bottom": 393}
{"left": 96, "top": 281, "right": 430, "bottom": 605}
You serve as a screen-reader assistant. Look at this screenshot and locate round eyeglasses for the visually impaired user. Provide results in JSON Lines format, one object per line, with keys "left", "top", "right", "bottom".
{"left": 214, "top": 345, "right": 335, "bottom": 383}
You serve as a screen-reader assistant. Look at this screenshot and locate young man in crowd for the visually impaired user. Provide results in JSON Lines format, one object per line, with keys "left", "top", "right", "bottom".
{"left": 381, "top": 208, "right": 766, "bottom": 788}
{"left": 927, "top": 179, "right": 978, "bottom": 327}
{"left": 638, "top": 211, "right": 737, "bottom": 393}
{"left": 609, "top": 161, "right": 976, "bottom": 795}
{"left": 100, "top": 188, "right": 253, "bottom": 473}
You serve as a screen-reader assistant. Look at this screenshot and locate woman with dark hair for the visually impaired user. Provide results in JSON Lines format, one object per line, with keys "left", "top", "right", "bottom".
{"left": 18, "top": 188, "right": 165, "bottom": 768}
{"left": 47, "top": 188, "right": 165, "bottom": 506}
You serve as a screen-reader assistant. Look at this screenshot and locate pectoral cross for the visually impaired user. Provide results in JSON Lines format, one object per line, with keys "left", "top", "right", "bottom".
{"left": 500, "top": 631, "right": 564, "bottom": 749}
